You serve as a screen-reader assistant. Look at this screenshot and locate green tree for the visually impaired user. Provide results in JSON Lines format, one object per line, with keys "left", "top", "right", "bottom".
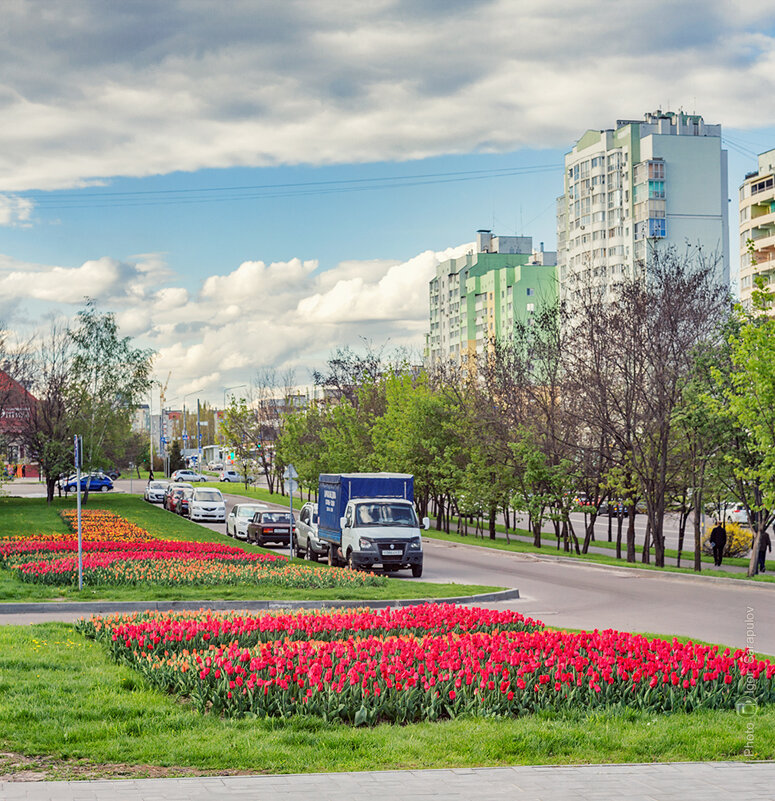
{"left": 68, "top": 300, "right": 153, "bottom": 496}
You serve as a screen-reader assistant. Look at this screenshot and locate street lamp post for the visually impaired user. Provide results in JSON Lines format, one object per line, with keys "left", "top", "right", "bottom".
{"left": 182, "top": 389, "right": 204, "bottom": 467}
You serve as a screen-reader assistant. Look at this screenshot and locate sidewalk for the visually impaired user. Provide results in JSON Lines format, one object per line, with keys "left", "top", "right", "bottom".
{"left": 2, "top": 762, "right": 773, "bottom": 800}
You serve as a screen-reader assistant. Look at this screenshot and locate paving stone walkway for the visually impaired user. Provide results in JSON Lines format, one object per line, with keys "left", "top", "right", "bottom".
{"left": 2, "top": 762, "right": 774, "bottom": 800}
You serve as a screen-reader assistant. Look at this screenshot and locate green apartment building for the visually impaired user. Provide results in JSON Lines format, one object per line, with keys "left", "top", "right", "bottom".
{"left": 427, "top": 230, "right": 557, "bottom": 364}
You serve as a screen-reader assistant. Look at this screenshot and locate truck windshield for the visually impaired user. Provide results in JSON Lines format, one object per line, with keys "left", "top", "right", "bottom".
{"left": 355, "top": 503, "right": 417, "bottom": 527}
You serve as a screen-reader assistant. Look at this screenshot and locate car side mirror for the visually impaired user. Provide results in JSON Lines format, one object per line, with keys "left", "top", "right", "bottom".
{"left": 422, "top": 517, "right": 430, "bottom": 530}
{"left": 340, "top": 516, "right": 348, "bottom": 529}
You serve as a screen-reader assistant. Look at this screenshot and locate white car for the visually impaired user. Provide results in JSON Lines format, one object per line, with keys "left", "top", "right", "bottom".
{"left": 724, "top": 502, "right": 750, "bottom": 525}
{"left": 144, "top": 480, "right": 169, "bottom": 503}
{"left": 171, "top": 469, "right": 207, "bottom": 483}
{"left": 226, "top": 503, "right": 269, "bottom": 539}
{"left": 219, "top": 469, "right": 241, "bottom": 482}
{"left": 189, "top": 488, "right": 227, "bottom": 522}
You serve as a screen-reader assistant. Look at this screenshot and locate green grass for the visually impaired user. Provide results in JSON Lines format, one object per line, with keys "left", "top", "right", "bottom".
{"left": 0, "top": 622, "right": 771, "bottom": 778}
{"left": 0, "top": 496, "right": 501, "bottom": 603}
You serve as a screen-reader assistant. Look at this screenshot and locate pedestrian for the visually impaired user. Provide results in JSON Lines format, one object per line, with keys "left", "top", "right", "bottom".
{"left": 755, "top": 527, "right": 772, "bottom": 575}
{"left": 21, "top": 464, "right": 26, "bottom": 478}
{"left": 148, "top": 468, "right": 154, "bottom": 482}
{"left": 709, "top": 521, "right": 727, "bottom": 566}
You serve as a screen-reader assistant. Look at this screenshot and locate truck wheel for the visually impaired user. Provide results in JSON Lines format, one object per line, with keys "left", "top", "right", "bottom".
{"left": 346, "top": 550, "right": 357, "bottom": 571}
{"left": 411, "top": 564, "right": 423, "bottom": 578}
{"left": 328, "top": 548, "right": 337, "bottom": 568}
{"left": 293, "top": 535, "right": 303, "bottom": 559}
{"left": 304, "top": 546, "right": 313, "bottom": 561}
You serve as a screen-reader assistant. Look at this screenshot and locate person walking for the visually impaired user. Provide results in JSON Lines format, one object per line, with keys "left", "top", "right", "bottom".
{"left": 755, "top": 527, "right": 772, "bottom": 575}
{"left": 709, "top": 521, "right": 727, "bottom": 567}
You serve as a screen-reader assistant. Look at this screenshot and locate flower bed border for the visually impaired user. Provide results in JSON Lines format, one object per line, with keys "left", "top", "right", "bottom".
{"left": 0, "top": 588, "right": 520, "bottom": 615}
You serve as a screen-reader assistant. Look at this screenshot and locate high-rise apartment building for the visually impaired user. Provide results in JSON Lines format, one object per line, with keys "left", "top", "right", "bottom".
{"left": 739, "top": 148, "right": 775, "bottom": 308}
{"left": 556, "top": 110, "right": 729, "bottom": 302}
{"left": 426, "top": 230, "right": 556, "bottom": 364}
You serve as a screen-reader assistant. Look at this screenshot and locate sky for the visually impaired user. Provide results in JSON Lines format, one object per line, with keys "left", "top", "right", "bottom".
{"left": 1, "top": 0, "right": 775, "bottom": 406}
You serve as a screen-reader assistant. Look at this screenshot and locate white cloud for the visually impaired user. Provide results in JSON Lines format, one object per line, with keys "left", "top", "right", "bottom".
{"left": 2, "top": 241, "right": 474, "bottom": 401}
{"left": 0, "top": 195, "right": 33, "bottom": 226}
{"left": 0, "top": 1, "right": 773, "bottom": 191}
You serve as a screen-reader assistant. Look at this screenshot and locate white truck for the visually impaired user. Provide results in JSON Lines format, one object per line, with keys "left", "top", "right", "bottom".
{"left": 318, "top": 473, "right": 428, "bottom": 577}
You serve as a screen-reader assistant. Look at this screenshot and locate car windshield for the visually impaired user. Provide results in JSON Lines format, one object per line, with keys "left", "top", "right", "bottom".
{"left": 260, "top": 513, "right": 292, "bottom": 524}
{"left": 239, "top": 506, "right": 266, "bottom": 517}
{"left": 355, "top": 503, "right": 418, "bottom": 527}
{"left": 194, "top": 490, "right": 222, "bottom": 502}
{"left": 149, "top": 482, "right": 167, "bottom": 489}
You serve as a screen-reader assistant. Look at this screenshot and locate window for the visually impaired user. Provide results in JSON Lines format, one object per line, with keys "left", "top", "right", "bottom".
{"left": 526, "top": 303, "right": 535, "bottom": 312}
{"left": 648, "top": 218, "right": 666, "bottom": 238}
{"left": 649, "top": 180, "right": 665, "bottom": 199}
{"left": 526, "top": 287, "right": 533, "bottom": 296}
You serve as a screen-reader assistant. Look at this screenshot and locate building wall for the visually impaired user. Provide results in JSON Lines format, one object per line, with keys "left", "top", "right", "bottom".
{"left": 557, "top": 110, "right": 729, "bottom": 303}
{"left": 739, "top": 147, "right": 775, "bottom": 309}
{"left": 427, "top": 234, "right": 557, "bottom": 364}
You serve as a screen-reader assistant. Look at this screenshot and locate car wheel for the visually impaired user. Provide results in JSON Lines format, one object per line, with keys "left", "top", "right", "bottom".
{"left": 411, "top": 564, "right": 423, "bottom": 578}
{"left": 100, "top": 485, "right": 109, "bottom": 492}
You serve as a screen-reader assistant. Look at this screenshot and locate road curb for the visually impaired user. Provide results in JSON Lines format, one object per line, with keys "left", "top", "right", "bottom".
{"left": 0, "top": 588, "right": 520, "bottom": 616}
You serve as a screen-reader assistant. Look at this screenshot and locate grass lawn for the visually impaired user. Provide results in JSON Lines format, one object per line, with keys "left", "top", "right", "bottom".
{"left": 0, "top": 621, "right": 771, "bottom": 779}
{"left": 0, "top": 496, "right": 501, "bottom": 603}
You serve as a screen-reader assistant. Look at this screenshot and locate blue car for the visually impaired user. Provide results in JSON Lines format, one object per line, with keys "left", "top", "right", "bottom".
{"left": 62, "top": 472, "right": 114, "bottom": 493}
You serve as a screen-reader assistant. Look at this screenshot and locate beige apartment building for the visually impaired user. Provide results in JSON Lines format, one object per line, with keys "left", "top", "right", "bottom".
{"left": 739, "top": 148, "right": 775, "bottom": 308}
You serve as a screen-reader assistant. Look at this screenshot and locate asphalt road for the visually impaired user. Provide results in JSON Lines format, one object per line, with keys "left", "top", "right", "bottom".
{"left": 5, "top": 478, "right": 774, "bottom": 653}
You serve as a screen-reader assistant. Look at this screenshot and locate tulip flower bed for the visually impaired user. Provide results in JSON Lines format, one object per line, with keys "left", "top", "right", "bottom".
{"left": 77, "top": 604, "right": 775, "bottom": 725}
{"left": 0, "top": 510, "right": 387, "bottom": 590}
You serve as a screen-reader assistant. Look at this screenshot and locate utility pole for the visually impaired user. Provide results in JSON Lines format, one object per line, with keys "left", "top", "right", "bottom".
{"left": 197, "top": 398, "right": 202, "bottom": 464}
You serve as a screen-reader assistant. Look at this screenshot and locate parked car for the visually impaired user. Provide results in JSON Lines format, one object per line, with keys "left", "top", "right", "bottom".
{"left": 208, "top": 462, "right": 224, "bottom": 471}
{"left": 144, "top": 480, "right": 169, "bottom": 503}
{"left": 188, "top": 488, "right": 226, "bottom": 522}
{"left": 294, "top": 502, "right": 328, "bottom": 561}
{"left": 61, "top": 472, "right": 114, "bottom": 493}
{"left": 171, "top": 469, "right": 207, "bottom": 483}
{"left": 247, "top": 510, "right": 295, "bottom": 547}
{"left": 710, "top": 501, "right": 750, "bottom": 525}
{"left": 219, "top": 469, "right": 241, "bottom": 483}
{"left": 226, "top": 503, "right": 269, "bottom": 540}
{"left": 165, "top": 483, "right": 193, "bottom": 511}
{"left": 98, "top": 468, "right": 121, "bottom": 480}
{"left": 176, "top": 486, "right": 195, "bottom": 517}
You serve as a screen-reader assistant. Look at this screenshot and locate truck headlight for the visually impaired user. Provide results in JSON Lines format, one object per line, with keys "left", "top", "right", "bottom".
{"left": 358, "top": 537, "right": 376, "bottom": 550}
{"left": 409, "top": 537, "right": 422, "bottom": 550}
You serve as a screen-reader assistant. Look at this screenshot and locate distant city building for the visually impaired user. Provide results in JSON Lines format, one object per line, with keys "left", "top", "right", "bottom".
{"left": 426, "top": 230, "right": 557, "bottom": 364}
{"left": 132, "top": 403, "right": 150, "bottom": 433}
{"left": 0, "top": 370, "right": 37, "bottom": 470}
{"left": 739, "top": 148, "right": 775, "bottom": 309}
{"left": 556, "top": 110, "right": 730, "bottom": 302}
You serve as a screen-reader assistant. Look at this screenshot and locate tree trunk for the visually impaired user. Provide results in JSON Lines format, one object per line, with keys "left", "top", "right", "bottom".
{"left": 607, "top": 512, "right": 612, "bottom": 543}
{"left": 532, "top": 516, "right": 542, "bottom": 548}
{"left": 46, "top": 477, "right": 56, "bottom": 504}
{"left": 626, "top": 507, "right": 636, "bottom": 563}
{"left": 676, "top": 512, "right": 688, "bottom": 568}
{"left": 567, "top": 517, "right": 581, "bottom": 555}
{"left": 641, "top": 517, "right": 651, "bottom": 563}
{"left": 581, "top": 513, "right": 598, "bottom": 554}
{"left": 693, "top": 493, "right": 702, "bottom": 572}
{"left": 615, "top": 512, "right": 623, "bottom": 560}
{"left": 489, "top": 507, "right": 496, "bottom": 540}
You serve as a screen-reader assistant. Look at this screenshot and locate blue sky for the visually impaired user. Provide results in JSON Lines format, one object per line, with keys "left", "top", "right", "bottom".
{"left": 1, "top": 0, "right": 774, "bottom": 403}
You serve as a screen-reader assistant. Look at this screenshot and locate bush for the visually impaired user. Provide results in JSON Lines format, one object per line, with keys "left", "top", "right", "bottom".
{"left": 701, "top": 522, "right": 753, "bottom": 558}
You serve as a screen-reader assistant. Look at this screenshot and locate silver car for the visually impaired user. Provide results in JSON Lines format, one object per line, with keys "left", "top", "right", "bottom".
{"left": 293, "top": 502, "right": 328, "bottom": 561}
{"left": 226, "top": 503, "right": 269, "bottom": 540}
{"left": 144, "top": 480, "right": 169, "bottom": 503}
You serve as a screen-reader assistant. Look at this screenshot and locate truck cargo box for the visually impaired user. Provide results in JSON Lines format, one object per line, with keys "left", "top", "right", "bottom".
{"left": 318, "top": 473, "right": 414, "bottom": 545}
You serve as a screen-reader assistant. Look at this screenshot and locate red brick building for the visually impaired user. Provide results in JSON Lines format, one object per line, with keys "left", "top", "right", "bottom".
{"left": 0, "top": 370, "right": 38, "bottom": 477}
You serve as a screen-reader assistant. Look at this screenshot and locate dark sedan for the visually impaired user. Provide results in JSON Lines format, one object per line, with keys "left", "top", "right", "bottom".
{"left": 247, "top": 511, "right": 295, "bottom": 547}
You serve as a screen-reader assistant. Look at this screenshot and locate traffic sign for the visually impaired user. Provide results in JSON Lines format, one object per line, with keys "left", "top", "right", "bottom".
{"left": 283, "top": 464, "right": 298, "bottom": 480}
{"left": 182, "top": 432, "right": 188, "bottom": 441}
{"left": 286, "top": 478, "right": 298, "bottom": 494}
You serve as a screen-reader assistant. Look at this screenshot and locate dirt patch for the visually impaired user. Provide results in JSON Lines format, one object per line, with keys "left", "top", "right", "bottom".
{"left": 0, "top": 751, "right": 260, "bottom": 782}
